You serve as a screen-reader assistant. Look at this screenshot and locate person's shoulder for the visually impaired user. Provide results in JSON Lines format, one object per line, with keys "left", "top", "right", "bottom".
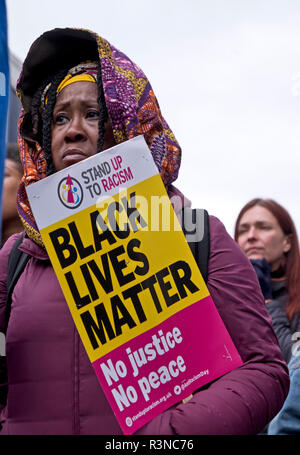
{"left": 0, "top": 233, "right": 25, "bottom": 300}
{"left": 206, "top": 213, "right": 258, "bottom": 279}
{"left": 208, "top": 214, "right": 226, "bottom": 232}
{"left": 207, "top": 214, "right": 241, "bottom": 253}
{"left": 0, "top": 232, "right": 24, "bottom": 258}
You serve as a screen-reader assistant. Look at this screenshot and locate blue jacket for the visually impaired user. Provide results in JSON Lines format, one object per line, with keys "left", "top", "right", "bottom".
{"left": 268, "top": 350, "right": 300, "bottom": 434}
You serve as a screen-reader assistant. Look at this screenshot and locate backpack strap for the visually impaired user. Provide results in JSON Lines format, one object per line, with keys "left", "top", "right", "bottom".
{"left": 5, "top": 234, "right": 30, "bottom": 331}
{"left": 181, "top": 208, "right": 210, "bottom": 283}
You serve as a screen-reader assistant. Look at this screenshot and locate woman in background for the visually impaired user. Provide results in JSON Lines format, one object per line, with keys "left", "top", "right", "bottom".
{"left": 1, "top": 143, "right": 23, "bottom": 247}
{"left": 235, "top": 198, "right": 300, "bottom": 363}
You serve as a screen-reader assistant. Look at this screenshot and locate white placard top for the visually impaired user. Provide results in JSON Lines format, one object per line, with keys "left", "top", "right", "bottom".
{"left": 26, "top": 135, "right": 158, "bottom": 230}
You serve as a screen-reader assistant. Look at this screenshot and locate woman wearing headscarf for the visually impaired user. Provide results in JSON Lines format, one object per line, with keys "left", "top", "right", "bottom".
{"left": 1, "top": 143, "right": 23, "bottom": 247}
{"left": 0, "top": 28, "right": 289, "bottom": 435}
{"left": 234, "top": 198, "right": 300, "bottom": 364}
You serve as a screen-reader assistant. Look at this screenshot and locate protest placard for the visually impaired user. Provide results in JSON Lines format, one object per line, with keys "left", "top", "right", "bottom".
{"left": 26, "top": 135, "right": 242, "bottom": 434}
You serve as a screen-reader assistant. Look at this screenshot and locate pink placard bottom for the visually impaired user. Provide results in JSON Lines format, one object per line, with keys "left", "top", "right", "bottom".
{"left": 92, "top": 295, "right": 242, "bottom": 434}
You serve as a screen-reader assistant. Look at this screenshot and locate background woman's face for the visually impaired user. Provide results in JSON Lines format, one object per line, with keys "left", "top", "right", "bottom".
{"left": 236, "top": 205, "right": 291, "bottom": 271}
{"left": 1, "top": 159, "right": 22, "bottom": 223}
{"left": 51, "top": 81, "right": 115, "bottom": 171}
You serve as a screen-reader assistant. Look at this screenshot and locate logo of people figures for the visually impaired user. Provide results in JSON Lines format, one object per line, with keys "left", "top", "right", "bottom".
{"left": 58, "top": 174, "right": 83, "bottom": 209}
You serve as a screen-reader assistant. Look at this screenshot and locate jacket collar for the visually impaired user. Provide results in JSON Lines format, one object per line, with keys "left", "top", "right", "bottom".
{"left": 271, "top": 277, "right": 286, "bottom": 294}
{"left": 19, "top": 233, "right": 49, "bottom": 260}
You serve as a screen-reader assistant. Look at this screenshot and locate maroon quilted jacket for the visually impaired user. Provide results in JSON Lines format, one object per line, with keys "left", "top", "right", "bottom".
{"left": 0, "top": 216, "right": 289, "bottom": 434}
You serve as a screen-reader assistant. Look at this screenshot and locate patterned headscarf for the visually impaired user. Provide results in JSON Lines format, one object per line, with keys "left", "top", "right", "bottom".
{"left": 41, "top": 61, "right": 98, "bottom": 111}
{"left": 16, "top": 28, "right": 182, "bottom": 247}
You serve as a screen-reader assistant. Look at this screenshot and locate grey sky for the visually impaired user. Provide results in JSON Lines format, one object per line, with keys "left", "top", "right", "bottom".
{"left": 6, "top": 0, "right": 300, "bottom": 237}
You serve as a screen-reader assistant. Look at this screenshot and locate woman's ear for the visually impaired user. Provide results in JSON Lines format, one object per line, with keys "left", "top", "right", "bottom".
{"left": 283, "top": 234, "right": 292, "bottom": 253}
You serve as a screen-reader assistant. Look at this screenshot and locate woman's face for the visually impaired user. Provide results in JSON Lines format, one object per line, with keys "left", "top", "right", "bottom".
{"left": 1, "top": 158, "right": 23, "bottom": 223}
{"left": 51, "top": 81, "right": 115, "bottom": 171}
{"left": 236, "top": 205, "right": 291, "bottom": 271}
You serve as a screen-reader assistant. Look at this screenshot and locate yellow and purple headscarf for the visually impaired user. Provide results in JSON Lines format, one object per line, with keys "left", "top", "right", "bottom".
{"left": 16, "top": 28, "right": 182, "bottom": 247}
{"left": 40, "top": 61, "right": 98, "bottom": 112}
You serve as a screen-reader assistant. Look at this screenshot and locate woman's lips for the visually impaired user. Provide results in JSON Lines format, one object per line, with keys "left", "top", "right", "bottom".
{"left": 62, "top": 149, "right": 86, "bottom": 165}
{"left": 63, "top": 149, "right": 85, "bottom": 157}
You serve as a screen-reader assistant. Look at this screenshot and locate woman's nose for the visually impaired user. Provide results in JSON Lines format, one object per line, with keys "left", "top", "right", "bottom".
{"left": 65, "top": 117, "right": 86, "bottom": 142}
{"left": 247, "top": 226, "right": 258, "bottom": 240}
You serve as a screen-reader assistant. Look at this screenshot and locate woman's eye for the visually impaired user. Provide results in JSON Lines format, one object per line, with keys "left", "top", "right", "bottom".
{"left": 86, "top": 110, "right": 100, "bottom": 119}
{"left": 54, "top": 113, "right": 68, "bottom": 124}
